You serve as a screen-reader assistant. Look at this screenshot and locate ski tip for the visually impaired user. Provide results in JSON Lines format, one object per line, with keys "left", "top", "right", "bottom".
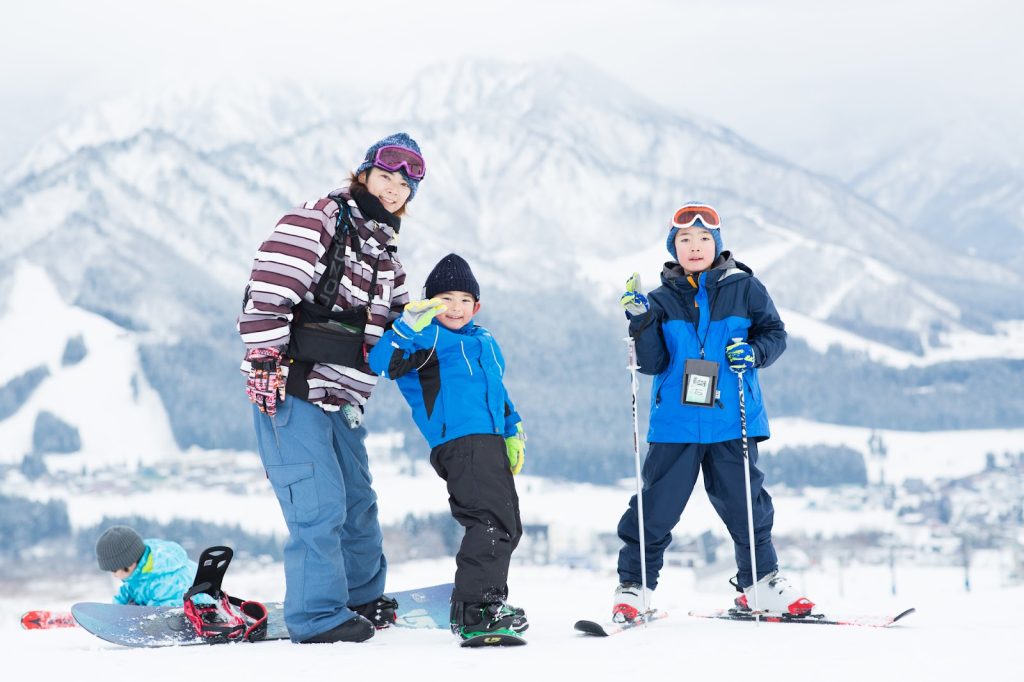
{"left": 21, "top": 610, "right": 77, "bottom": 630}
{"left": 573, "top": 620, "right": 609, "bottom": 636}
{"left": 892, "top": 607, "right": 916, "bottom": 623}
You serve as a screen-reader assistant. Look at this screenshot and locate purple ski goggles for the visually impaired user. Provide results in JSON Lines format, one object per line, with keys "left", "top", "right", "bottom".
{"left": 372, "top": 145, "right": 426, "bottom": 180}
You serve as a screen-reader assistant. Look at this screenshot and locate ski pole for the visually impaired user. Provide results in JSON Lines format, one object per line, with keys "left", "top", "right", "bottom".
{"left": 733, "top": 338, "right": 760, "bottom": 616}
{"left": 626, "top": 337, "right": 650, "bottom": 616}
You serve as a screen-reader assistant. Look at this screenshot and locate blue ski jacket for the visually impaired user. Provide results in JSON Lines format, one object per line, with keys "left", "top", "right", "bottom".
{"left": 114, "top": 539, "right": 198, "bottom": 607}
{"left": 368, "top": 320, "right": 521, "bottom": 448}
{"left": 629, "top": 253, "right": 786, "bottom": 444}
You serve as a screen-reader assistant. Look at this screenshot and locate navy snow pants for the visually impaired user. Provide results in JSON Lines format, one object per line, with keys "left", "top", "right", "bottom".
{"left": 617, "top": 439, "right": 778, "bottom": 590}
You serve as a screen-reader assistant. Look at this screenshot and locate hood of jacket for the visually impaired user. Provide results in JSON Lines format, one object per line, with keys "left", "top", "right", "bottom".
{"left": 660, "top": 251, "right": 752, "bottom": 291}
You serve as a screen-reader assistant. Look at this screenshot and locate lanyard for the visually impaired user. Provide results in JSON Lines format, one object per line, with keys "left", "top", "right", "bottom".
{"left": 687, "top": 273, "right": 718, "bottom": 359}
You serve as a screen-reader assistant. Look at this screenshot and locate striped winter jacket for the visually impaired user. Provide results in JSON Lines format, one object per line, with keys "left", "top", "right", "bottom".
{"left": 629, "top": 253, "right": 786, "bottom": 444}
{"left": 368, "top": 320, "right": 521, "bottom": 448}
{"left": 238, "top": 188, "right": 409, "bottom": 411}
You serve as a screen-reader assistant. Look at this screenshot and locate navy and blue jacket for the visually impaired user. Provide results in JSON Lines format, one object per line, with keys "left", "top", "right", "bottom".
{"left": 368, "top": 320, "right": 521, "bottom": 448}
{"left": 630, "top": 253, "right": 786, "bottom": 444}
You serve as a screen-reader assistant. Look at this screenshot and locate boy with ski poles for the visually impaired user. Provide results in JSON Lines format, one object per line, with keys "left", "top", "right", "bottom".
{"left": 369, "top": 253, "right": 527, "bottom": 644}
{"left": 612, "top": 202, "right": 814, "bottom": 620}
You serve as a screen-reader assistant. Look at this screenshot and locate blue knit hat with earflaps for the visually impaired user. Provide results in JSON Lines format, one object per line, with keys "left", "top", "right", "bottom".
{"left": 355, "top": 132, "right": 424, "bottom": 199}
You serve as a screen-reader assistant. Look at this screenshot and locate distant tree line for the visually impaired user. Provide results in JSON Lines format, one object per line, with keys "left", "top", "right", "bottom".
{"left": 0, "top": 493, "right": 464, "bottom": 572}
{"left": 759, "top": 444, "right": 868, "bottom": 488}
{"left": 0, "top": 493, "right": 70, "bottom": 557}
{"left": 0, "top": 365, "right": 50, "bottom": 420}
{"left": 763, "top": 339, "right": 1024, "bottom": 431}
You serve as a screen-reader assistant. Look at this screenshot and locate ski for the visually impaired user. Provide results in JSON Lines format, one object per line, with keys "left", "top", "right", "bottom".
{"left": 574, "top": 610, "right": 668, "bottom": 636}
{"left": 21, "top": 610, "right": 76, "bottom": 630}
{"left": 688, "top": 606, "right": 916, "bottom": 628}
{"left": 72, "top": 582, "right": 454, "bottom": 647}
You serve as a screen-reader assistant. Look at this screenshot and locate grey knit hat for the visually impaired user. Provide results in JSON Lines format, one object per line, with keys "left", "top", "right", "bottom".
{"left": 95, "top": 526, "right": 145, "bottom": 571}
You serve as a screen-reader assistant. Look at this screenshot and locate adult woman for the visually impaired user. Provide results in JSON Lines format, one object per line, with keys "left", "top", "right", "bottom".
{"left": 238, "top": 133, "right": 425, "bottom": 643}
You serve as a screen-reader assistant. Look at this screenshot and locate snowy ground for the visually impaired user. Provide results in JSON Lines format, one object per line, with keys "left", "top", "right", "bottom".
{"left": 2, "top": 558, "right": 1017, "bottom": 682}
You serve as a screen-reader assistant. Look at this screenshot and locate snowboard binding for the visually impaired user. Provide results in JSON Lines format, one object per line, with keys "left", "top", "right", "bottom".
{"left": 183, "top": 546, "right": 268, "bottom": 644}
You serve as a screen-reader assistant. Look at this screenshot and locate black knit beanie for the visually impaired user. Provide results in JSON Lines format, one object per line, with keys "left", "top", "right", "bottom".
{"left": 424, "top": 253, "right": 480, "bottom": 300}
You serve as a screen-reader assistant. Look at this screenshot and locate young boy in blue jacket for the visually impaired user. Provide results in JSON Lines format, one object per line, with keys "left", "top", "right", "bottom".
{"left": 95, "top": 525, "right": 199, "bottom": 607}
{"left": 368, "top": 253, "right": 527, "bottom": 641}
{"left": 613, "top": 202, "right": 815, "bottom": 619}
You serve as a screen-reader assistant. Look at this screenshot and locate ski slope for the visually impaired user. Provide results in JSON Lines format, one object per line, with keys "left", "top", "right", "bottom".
{"left": 1, "top": 558, "right": 1016, "bottom": 682}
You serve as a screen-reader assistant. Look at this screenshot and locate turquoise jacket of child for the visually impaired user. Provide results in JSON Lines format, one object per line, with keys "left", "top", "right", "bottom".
{"left": 629, "top": 253, "right": 786, "bottom": 444}
{"left": 368, "top": 320, "right": 521, "bottom": 448}
{"left": 114, "top": 539, "right": 198, "bottom": 607}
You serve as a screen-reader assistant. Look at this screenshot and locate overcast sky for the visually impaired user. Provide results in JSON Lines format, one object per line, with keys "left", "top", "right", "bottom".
{"left": 2, "top": 0, "right": 1021, "bottom": 176}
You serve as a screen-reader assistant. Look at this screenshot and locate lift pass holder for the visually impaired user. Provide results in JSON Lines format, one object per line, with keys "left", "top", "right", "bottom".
{"left": 682, "top": 358, "right": 719, "bottom": 408}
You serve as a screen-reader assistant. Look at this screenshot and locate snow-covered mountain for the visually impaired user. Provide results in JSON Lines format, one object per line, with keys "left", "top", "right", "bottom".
{"left": 5, "top": 59, "right": 1019, "bottom": 346}
{"left": 2, "top": 57, "right": 1022, "bottom": 473}
{"left": 0, "top": 262, "right": 178, "bottom": 467}
{"left": 850, "top": 114, "right": 1024, "bottom": 272}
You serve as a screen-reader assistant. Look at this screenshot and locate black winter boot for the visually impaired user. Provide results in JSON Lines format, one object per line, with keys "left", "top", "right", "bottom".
{"left": 300, "top": 615, "right": 374, "bottom": 643}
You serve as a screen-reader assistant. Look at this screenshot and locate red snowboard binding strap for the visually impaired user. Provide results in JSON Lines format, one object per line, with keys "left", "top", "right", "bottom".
{"left": 183, "top": 546, "right": 268, "bottom": 644}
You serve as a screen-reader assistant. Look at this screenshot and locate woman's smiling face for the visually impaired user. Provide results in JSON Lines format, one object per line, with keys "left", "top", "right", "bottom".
{"left": 362, "top": 167, "right": 411, "bottom": 213}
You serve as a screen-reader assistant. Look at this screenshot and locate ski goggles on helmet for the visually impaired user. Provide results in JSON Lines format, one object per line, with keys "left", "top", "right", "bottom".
{"left": 371, "top": 145, "right": 426, "bottom": 180}
{"left": 672, "top": 204, "right": 721, "bottom": 229}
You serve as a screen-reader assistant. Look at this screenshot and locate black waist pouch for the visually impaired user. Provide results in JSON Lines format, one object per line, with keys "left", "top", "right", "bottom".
{"left": 287, "top": 300, "right": 367, "bottom": 367}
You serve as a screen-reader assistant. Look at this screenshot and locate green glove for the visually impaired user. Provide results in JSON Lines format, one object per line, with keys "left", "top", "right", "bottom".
{"left": 504, "top": 422, "right": 526, "bottom": 475}
{"left": 395, "top": 298, "right": 447, "bottom": 337}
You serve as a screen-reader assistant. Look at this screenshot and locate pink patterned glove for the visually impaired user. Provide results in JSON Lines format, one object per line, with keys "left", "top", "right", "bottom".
{"left": 246, "top": 348, "right": 287, "bottom": 416}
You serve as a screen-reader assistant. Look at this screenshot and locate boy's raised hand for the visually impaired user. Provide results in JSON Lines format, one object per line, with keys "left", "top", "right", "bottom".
{"left": 505, "top": 422, "right": 526, "bottom": 475}
{"left": 620, "top": 272, "right": 650, "bottom": 317}
{"left": 394, "top": 298, "right": 447, "bottom": 337}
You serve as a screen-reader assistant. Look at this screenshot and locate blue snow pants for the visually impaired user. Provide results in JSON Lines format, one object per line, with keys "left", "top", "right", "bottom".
{"left": 252, "top": 397, "right": 387, "bottom": 642}
{"left": 617, "top": 439, "right": 778, "bottom": 590}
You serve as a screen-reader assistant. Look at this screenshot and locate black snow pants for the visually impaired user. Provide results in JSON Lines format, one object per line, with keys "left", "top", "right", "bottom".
{"left": 430, "top": 434, "right": 522, "bottom": 604}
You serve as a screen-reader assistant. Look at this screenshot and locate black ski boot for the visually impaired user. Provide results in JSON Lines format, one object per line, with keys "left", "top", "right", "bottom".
{"left": 350, "top": 595, "right": 399, "bottom": 629}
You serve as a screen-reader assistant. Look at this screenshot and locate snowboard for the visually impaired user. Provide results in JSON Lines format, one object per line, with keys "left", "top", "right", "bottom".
{"left": 21, "top": 610, "right": 76, "bottom": 630}
{"left": 688, "top": 606, "right": 916, "bottom": 628}
{"left": 574, "top": 610, "right": 668, "bottom": 636}
{"left": 72, "top": 582, "right": 454, "bottom": 647}
{"left": 459, "top": 631, "right": 526, "bottom": 648}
